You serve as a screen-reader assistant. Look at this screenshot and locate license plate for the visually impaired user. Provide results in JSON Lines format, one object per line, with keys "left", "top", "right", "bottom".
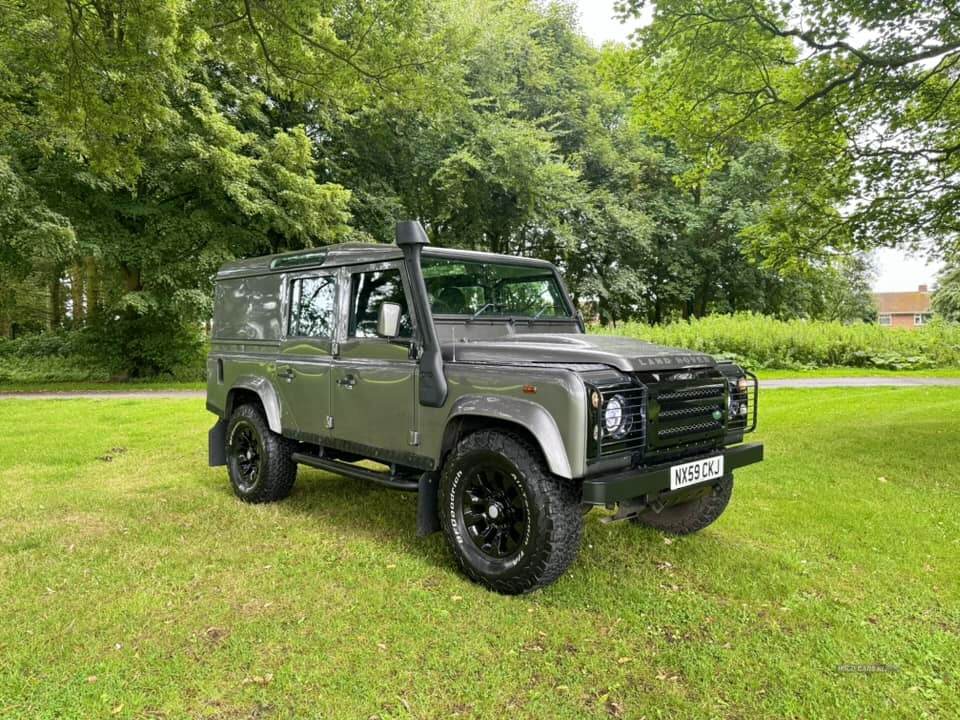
{"left": 670, "top": 455, "right": 724, "bottom": 491}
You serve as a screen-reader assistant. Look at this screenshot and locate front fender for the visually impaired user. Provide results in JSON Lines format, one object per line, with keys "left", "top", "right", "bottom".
{"left": 446, "top": 395, "right": 574, "bottom": 479}
{"left": 228, "top": 375, "right": 283, "bottom": 433}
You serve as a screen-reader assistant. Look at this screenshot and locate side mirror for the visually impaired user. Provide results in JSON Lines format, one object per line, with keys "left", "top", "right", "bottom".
{"left": 377, "top": 302, "right": 402, "bottom": 338}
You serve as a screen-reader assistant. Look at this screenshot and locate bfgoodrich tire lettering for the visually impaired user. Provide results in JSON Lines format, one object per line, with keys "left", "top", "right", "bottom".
{"left": 439, "top": 430, "right": 583, "bottom": 594}
{"left": 631, "top": 475, "right": 734, "bottom": 535}
{"left": 226, "top": 403, "right": 297, "bottom": 503}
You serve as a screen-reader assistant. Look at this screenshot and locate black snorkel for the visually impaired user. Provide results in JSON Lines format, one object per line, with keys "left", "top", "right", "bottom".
{"left": 396, "top": 220, "right": 448, "bottom": 408}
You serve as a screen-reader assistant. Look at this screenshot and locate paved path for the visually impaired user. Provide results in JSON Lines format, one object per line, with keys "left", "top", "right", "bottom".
{"left": 0, "top": 390, "right": 206, "bottom": 400}
{"left": 2, "top": 377, "right": 960, "bottom": 400}
{"left": 760, "top": 377, "right": 960, "bottom": 389}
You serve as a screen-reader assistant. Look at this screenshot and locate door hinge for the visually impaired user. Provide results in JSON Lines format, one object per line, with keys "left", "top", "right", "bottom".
{"left": 325, "top": 416, "right": 335, "bottom": 430}
{"left": 408, "top": 431, "right": 420, "bottom": 447}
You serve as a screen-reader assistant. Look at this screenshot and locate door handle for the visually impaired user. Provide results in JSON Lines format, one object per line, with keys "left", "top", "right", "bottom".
{"left": 337, "top": 374, "right": 356, "bottom": 389}
{"left": 277, "top": 366, "right": 296, "bottom": 381}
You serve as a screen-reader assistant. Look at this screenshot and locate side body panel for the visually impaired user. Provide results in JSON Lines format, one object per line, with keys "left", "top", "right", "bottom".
{"left": 331, "top": 340, "right": 418, "bottom": 459}
{"left": 275, "top": 270, "right": 339, "bottom": 437}
{"left": 417, "top": 364, "right": 589, "bottom": 479}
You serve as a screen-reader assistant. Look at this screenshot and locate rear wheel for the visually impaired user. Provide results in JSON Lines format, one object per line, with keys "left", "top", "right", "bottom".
{"left": 630, "top": 475, "right": 733, "bottom": 535}
{"left": 439, "top": 430, "right": 582, "bottom": 594}
{"left": 226, "top": 403, "right": 297, "bottom": 503}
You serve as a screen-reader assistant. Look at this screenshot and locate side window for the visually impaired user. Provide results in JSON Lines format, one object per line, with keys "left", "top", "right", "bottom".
{"left": 348, "top": 267, "right": 413, "bottom": 338}
{"left": 288, "top": 275, "right": 337, "bottom": 338}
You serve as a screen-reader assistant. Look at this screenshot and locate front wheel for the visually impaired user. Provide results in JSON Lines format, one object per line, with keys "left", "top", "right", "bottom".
{"left": 439, "top": 430, "right": 583, "bottom": 595}
{"left": 630, "top": 475, "right": 734, "bottom": 535}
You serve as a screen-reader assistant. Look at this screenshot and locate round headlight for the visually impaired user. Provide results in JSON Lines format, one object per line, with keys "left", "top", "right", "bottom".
{"left": 603, "top": 394, "right": 632, "bottom": 439}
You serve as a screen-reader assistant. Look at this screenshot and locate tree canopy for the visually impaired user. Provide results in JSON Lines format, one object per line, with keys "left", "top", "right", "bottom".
{"left": 616, "top": 0, "right": 960, "bottom": 258}
{"left": 0, "top": 0, "right": 906, "bottom": 375}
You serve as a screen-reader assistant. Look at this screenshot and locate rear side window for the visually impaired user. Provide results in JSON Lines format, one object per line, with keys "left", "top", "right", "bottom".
{"left": 348, "top": 267, "right": 413, "bottom": 338}
{"left": 288, "top": 275, "right": 337, "bottom": 338}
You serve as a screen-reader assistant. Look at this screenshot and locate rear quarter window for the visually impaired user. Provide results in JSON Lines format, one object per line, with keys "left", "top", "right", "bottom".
{"left": 212, "top": 275, "right": 283, "bottom": 341}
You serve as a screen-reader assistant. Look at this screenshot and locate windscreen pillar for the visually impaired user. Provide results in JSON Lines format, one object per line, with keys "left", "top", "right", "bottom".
{"left": 396, "top": 220, "right": 448, "bottom": 407}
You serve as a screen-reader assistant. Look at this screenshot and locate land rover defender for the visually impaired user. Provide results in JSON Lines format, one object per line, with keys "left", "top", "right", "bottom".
{"left": 206, "top": 221, "right": 763, "bottom": 594}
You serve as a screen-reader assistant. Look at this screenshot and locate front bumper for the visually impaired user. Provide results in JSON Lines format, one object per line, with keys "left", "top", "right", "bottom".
{"left": 581, "top": 443, "right": 763, "bottom": 505}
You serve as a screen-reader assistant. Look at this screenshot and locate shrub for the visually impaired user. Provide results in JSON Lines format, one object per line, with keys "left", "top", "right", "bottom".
{"left": 597, "top": 313, "right": 960, "bottom": 369}
{"left": 0, "top": 316, "right": 207, "bottom": 384}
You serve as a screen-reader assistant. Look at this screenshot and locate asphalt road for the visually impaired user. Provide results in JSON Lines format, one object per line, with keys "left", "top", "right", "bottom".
{"left": 2, "top": 377, "right": 960, "bottom": 400}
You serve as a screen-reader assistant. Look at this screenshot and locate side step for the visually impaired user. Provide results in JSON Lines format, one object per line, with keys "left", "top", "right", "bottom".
{"left": 291, "top": 452, "right": 419, "bottom": 492}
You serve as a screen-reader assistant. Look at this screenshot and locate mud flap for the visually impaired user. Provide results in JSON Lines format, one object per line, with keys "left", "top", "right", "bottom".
{"left": 208, "top": 419, "right": 227, "bottom": 467}
{"left": 416, "top": 471, "right": 441, "bottom": 537}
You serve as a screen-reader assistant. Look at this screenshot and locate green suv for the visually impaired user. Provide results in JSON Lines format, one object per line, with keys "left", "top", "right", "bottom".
{"left": 207, "top": 221, "right": 763, "bottom": 594}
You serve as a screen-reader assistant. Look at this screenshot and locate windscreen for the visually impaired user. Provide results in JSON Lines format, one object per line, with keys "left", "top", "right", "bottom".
{"left": 422, "top": 258, "right": 571, "bottom": 319}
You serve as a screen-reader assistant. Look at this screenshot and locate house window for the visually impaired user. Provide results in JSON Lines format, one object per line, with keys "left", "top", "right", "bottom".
{"left": 914, "top": 314, "right": 931, "bottom": 326}
{"left": 879, "top": 315, "right": 891, "bottom": 326}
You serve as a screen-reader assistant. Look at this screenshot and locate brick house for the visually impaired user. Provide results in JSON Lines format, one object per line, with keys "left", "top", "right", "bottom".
{"left": 873, "top": 285, "right": 934, "bottom": 328}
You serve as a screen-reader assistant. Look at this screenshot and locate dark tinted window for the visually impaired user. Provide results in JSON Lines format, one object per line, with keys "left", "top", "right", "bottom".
{"left": 348, "top": 267, "right": 413, "bottom": 338}
{"left": 288, "top": 275, "right": 337, "bottom": 338}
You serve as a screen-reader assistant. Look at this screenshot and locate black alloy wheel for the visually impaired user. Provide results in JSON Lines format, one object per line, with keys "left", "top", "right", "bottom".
{"left": 229, "top": 419, "right": 263, "bottom": 492}
{"left": 458, "top": 460, "right": 530, "bottom": 559}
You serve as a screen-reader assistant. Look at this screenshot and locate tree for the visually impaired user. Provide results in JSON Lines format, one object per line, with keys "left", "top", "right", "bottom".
{"left": 615, "top": 0, "right": 960, "bottom": 259}
{"left": 933, "top": 258, "right": 960, "bottom": 321}
{"left": 0, "top": 0, "right": 455, "bottom": 374}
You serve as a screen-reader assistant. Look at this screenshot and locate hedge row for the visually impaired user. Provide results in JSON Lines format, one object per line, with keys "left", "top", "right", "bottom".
{"left": 598, "top": 313, "right": 960, "bottom": 369}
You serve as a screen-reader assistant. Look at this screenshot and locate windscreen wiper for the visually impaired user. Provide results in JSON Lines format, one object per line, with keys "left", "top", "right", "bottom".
{"left": 469, "top": 303, "right": 496, "bottom": 321}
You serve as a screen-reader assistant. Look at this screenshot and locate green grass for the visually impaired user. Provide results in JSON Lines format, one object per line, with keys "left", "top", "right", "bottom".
{"left": 1, "top": 390, "right": 957, "bottom": 718}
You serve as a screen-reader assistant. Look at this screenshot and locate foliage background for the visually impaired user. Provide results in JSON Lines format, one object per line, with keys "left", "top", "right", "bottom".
{"left": 2, "top": 0, "right": 959, "bottom": 378}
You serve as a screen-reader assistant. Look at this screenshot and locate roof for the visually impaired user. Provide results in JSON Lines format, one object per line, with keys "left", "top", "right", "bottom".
{"left": 216, "top": 242, "right": 557, "bottom": 280}
{"left": 873, "top": 290, "right": 932, "bottom": 315}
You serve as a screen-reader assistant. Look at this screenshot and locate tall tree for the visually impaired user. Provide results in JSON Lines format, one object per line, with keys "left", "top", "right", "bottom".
{"left": 0, "top": 0, "right": 455, "bottom": 374}
{"left": 615, "top": 0, "right": 960, "bottom": 259}
{"left": 933, "top": 257, "right": 960, "bottom": 321}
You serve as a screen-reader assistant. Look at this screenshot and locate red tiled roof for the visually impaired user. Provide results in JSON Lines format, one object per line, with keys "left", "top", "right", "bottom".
{"left": 873, "top": 291, "right": 931, "bottom": 314}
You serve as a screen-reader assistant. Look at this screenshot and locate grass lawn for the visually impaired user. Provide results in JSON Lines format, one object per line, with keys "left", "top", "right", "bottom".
{"left": 1, "top": 390, "right": 957, "bottom": 718}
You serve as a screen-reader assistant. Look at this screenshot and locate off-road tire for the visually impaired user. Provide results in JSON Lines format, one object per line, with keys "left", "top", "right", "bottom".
{"left": 630, "top": 475, "right": 734, "bottom": 535}
{"left": 439, "top": 430, "right": 583, "bottom": 594}
{"left": 226, "top": 403, "right": 297, "bottom": 503}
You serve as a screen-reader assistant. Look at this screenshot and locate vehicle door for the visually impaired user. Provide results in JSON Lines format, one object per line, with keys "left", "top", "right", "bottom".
{"left": 331, "top": 262, "right": 419, "bottom": 460}
{"left": 276, "top": 271, "right": 338, "bottom": 441}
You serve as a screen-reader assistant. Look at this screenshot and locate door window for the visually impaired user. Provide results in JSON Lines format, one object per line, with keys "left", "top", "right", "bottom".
{"left": 288, "top": 275, "right": 337, "bottom": 338}
{"left": 348, "top": 267, "right": 413, "bottom": 338}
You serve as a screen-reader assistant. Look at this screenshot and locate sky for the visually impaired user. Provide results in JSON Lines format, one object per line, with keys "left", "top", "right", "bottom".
{"left": 570, "top": 0, "right": 942, "bottom": 293}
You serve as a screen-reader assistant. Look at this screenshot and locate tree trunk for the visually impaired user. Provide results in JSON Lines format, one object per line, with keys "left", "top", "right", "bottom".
{"left": 85, "top": 256, "right": 101, "bottom": 318}
{"left": 48, "top": 269, "right": 64, "bottom": 330}
{"left": 0, "top": 316, "right": 10, "bottom": 339}
{"left": 69, "top": 263, "right": 85, "bottom": 325}
{"left": 120, "top": 262, "right": 142, "bottom": 292}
